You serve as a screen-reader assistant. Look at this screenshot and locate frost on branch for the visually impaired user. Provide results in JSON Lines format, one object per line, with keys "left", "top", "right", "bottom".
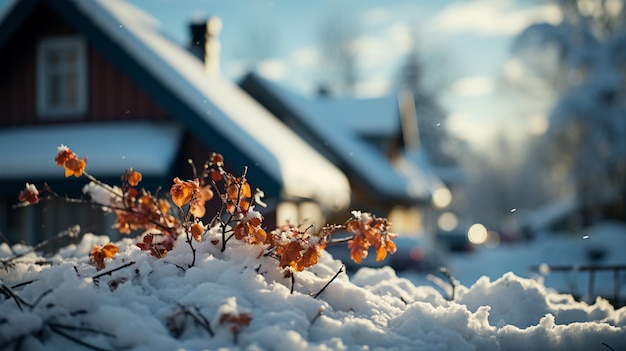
{"left": 17, "top": 145, "right": 398, "bottom": 273}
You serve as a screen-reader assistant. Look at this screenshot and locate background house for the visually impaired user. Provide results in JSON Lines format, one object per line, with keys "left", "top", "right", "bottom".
{"left": 0, "top": 0, "right": 350, "bottom": 245}
{"left": 240, "top": 73, "right": 448, "bottom": 236}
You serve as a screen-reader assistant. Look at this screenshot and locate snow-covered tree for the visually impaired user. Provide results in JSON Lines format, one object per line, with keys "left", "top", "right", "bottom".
{"left": 395, "top": 43, "right": 460, "bottom": 168}
{"left": 511, "top": 0, "right": 626, "bottom": 224}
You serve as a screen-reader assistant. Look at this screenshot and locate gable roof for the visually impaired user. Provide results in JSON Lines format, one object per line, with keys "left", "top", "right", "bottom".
{"left": 0, "top": 0, "right": 350, "bottom": 212}
{"left": 240, "top": 73, "right": 445, "bottom": 204}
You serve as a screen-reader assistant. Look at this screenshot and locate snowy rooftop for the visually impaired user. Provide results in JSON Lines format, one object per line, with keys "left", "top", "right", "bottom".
{"left": 3, "top": 0, "right": 350, "bottom": 210}
{"left": 0, "top": 122, "right": 182, "bottom": 179}
{"left": 246, "top": 74, "right": 445, "bottom": 201}
{"left": 52, "top": 0, "right": 351, "bottom": 212}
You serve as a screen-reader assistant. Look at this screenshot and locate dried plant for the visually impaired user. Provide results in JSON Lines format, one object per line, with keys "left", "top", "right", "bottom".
{"left": 17, "top": 145, "right": 398, "bottom": 273}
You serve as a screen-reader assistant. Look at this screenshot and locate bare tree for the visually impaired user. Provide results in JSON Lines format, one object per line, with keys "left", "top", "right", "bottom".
{"left": 394, "top": 36, "right": 460, "bottom": 167}
{"left": 318, "top": 11, "right": 360, "bottom": 95}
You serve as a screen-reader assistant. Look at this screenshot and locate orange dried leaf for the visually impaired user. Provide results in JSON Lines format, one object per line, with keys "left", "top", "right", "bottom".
{"left": 226, "top": 179, "right": 251, "bottom": 214}
{"left": 375, "top": 244, "right": 387, "bottom": 261}
{"left": 191, "top": 222, "right": 204, "bottom": 242}
{"left": 54, "top": 145, "right": 74, "bottom": 166}
{"left": 170, "top": 177, "right": 196, "bottom": 207}
{"left": 64, "top": 158, "right": 86, "bottom": 178}
{"left": 102, "top": 243, "right": 118, "bottom": 257}
{"left": 127, "top": 169, "right": 142, "bottom": 186}
{"left": 233, "top": 217, "right": 267, "bottom": 244}
{"left": 299, "top": 246, "right": 321, "bottom": 270}
{"left": 189, "top": 186, "right": 212, "bottom": 218}
{"left": 219, "top": 312, "right": 252, "bottom": 328}
{"left": 210, "top": 170, "right": 222, "bottom": 182}
{"left": 211, "top": 153, "right": 224, "bottom": 167}
{"left": 90, "top": 243, "right": 119, "bottom": 270}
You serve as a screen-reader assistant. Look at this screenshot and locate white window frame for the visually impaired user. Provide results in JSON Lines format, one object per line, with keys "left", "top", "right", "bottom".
{"left": 36, "top": 36, "right": 88, "bottom": 118}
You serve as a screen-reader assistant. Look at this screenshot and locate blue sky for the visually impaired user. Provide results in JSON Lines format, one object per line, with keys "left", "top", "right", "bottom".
{"left": 0, "top": 0, "right": 562, "bottom": 147}
{"left": 127, "top": 0, "right": 561, "bottom": 148}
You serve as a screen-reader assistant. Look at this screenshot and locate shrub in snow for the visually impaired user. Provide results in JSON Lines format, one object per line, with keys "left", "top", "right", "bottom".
{"left": 2, "top": 145, "right": 625, "bottom": 350}
{"left": 18, "top": 145, "right": 398, "bottom": 273}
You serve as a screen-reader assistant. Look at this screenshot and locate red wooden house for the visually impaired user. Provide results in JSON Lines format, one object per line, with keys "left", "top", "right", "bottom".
{"left": 0, "top": 0, "right": 350, "bottom": 245}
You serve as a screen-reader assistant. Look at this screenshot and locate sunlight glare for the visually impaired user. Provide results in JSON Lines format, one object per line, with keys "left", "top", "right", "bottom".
{"left": 432, "top": 187, "right": 452, "bottom": 209}
{"left": 438, "top": 212, "right": 458, "bottom": 232}
{"left": 467, "top": 223, "right": 488, "bottom": 245}
{"left": 528, "top": 114, "right": 548, "bottom": 135}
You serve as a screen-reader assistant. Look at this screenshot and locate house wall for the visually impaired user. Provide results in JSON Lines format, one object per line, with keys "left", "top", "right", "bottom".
{"left": 0, "top": 2, "right": 290, "bottom": 245}
{"left": 0, "top": 3, "right": 173, "bottom": 245}
{"left": 0, "top": 2, "right": 169, "bottom": 128}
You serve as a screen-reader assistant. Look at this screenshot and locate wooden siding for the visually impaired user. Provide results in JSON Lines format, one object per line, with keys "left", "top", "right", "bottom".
{"left": 0, "top": 2, "right": 169, "bottom": 128}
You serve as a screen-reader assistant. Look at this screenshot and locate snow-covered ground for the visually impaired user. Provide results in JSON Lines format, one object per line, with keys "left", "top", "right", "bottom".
{"left": 1, "top": 222, "right": 625, "bottom": 351}
{"left": 443, "top": 221, "right": 626, "bottom": 304}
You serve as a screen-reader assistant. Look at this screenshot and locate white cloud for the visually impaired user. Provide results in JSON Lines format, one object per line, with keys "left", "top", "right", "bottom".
{"left": 451, "top": 76, "right": 496, "bottom": 97}
{"left": 434, "top": 0, "right": 562, "bottom": 36}
{"left": 290, "top": 47, "right": 320, "bottom": 67}
{"left": 256, "top": 59, "right": 288, "bottom": 80}
{"left": 351, "top": 21, "right": 413, "bottom": 71}
{"left": 385, "top": 23, "right": 414, "bottom": 53}
{"left": 351, "top": 35, "right": 389, "bottom": 70}
{"left": 446, "top": 111, "right": 495, "bottom": 146}
{"left": 354, "top": 75, "right": 391, "bottom": 98}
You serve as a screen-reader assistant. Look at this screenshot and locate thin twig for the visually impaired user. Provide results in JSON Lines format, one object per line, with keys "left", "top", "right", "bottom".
{"left": 49, "top": 324, "right": 112, "bottom": 351}
{"left": 602, "top": 342, "right": 616, "bottom": 351}
{"left": 325, "top": 235, "right": 353, "bottom": 246}
{"left": 0, "top": 231, "right": 17, "bottom": 255}
{"left": 220, "top": 166, "right": 248, "bottom": 252}
{"left": 30, "top": 289, "right": 53, "bottom": 310}
{"left": 0, "top": 226, "right": 80, "bottom": 266}
{"left": 311, "top": 265, "right": 344, "bottom": 298}
{"left": 440, "top": 267, "right": 457, "bottom": 301}
{"left": 0, "top": 284, "right": 31, "bottom": 311}
{"left": 48, "top": 322, "right": 115, "bottom": 338}
{"left": 43, "top": 186, "right": 175, "bottom": 234}
{"left": 310, "top": 307, "right": 325, "bottom": 326}
{"left": 177, "top": 204, "right": 196, "bottom": 268}
{"left": 91, "top": 261, "right": 136, "bottom": 283}
{"left": 191, "top": 305, "right": 215, "bottom": 337}
{"left": 10, "top": 279, "right": 37, "bottom": 290}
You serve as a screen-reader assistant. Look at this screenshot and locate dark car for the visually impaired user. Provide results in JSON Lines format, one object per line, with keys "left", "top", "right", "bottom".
{"left": 323, "top": 234, "right": 446, "bottom": 273}
{"left": 436, "top": 230, "right": 474, "bottom": 252}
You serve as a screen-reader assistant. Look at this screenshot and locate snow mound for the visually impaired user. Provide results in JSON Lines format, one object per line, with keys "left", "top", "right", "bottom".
{"left": 1, "top": 231, "right": 624, "bottom": 351}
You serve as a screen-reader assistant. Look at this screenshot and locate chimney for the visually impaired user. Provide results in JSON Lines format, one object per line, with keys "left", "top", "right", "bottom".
{"left": 398, "top": 90, "right": 420, "bottom": 150}
{"left": 189, "top": 16, "right": 222, "bottom": 75}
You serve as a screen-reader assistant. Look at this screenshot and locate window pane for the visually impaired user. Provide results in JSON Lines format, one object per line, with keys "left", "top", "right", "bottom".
{"left": 48, "top": 50, "right": 61, "bottom": 65}
{"left": 67, "top": 72, "right": 78, "bottom": 105}
{"left": 37, "top": 36, "right": 87, "bottom": 118}
{"left": 66, "top": 50, "right": 78, "bottom": 64}
{"left": 48, "top": 74, "right": 61, "bottom": 105}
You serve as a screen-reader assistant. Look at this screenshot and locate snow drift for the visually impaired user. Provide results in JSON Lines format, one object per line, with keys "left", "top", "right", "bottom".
{"left": 1, "top": 228, "right": 624, "bottom": 351}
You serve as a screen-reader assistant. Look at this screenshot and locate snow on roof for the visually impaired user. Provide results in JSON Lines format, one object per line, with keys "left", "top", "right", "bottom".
{"left": 71, "top": 0, "right": 350, "bottom": 212}
{"left": 313, "top": 95, "right": 401, "bottom": 137}
{"left": 0, "top": 0, "right": 17, "bottom": 24}
{"left": 0, "top": 122, "right": 182, "bottom": 179}
{"left": 247, "top": 74, "right": 443, "bottom": 201}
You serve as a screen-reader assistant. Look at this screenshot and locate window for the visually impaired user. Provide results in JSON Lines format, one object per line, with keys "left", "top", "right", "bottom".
{"left": 37, "top": 36, "right": 88, "bottom": 118}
